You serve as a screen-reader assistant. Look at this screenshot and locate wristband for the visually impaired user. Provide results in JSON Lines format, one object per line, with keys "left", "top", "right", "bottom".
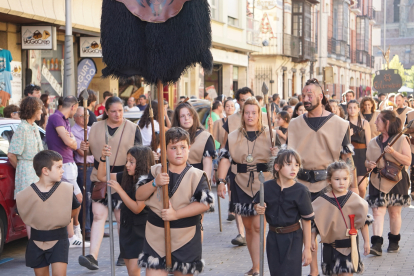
{"left": 100, "top": 157, "right": 106, "bottom": 162}
{"left": 152, "top": 180, "right": 156, "bottom": 187}
{"left": 217, "top": 178, "right": 227, "bottom": 185}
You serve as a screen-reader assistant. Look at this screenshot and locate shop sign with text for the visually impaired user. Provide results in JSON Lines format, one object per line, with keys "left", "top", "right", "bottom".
{"left": 80, "top": 37, "right": 102, "bottom": 58}
{"left": 22, "top": 26, "right": 56, "bottom": 50}
{"left": 373, "top": 69, "right": 403, "bottom": 94}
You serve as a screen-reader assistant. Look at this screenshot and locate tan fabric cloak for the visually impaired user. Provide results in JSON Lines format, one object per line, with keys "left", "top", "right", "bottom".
{"left": 212, "top": 118, "right": 225, "bottom": 146}
{"left": 144, "top": 164, "right": 206, "bottom": 258}
{"left": 228, "top": 127, "right": 275, "bottom": 197}
{"left": 188, "top": 130, "right": 212, "bottom": 165}
{"left": 366, "top": 110, "right": 380, "bottom": 140}
{"left": 366, "top": 135, "right": 409, "bottom": 193}
{"left": 16, "top": 182, "right": 73, "bottom": 250}
{"left": 396, "top": 107, "right": 413, "bottom": 125}
{"left": 287, "top": 114, "right": 349, "bottom": 192}
{"left": 312, "top": 192, "right": 368, "bottom": 256}
{"left": 89, "top": 120, "right": 137, "bottom": 182}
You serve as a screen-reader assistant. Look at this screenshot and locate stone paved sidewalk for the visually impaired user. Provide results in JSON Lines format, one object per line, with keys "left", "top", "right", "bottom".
{"left": 1, "top": 188, "right": 414, "bottom": 275}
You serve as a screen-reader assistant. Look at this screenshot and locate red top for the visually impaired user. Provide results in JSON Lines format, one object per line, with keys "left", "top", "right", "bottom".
{"left": 95, "top": 104, "right": 105, "bottom": 116}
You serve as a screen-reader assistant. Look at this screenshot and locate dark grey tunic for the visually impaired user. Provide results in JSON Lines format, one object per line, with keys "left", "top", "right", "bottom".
{"left": 253, "top": 180, "right": 314, "bottom": 276}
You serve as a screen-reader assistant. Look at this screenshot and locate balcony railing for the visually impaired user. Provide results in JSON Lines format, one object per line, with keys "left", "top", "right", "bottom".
{"left": 302, "top": 40, "right": 316, "bottom": 61}
{"left": 350, "top": 50, "right": 357, "bottom": 64}
{"left": 328, "top": 38, "right": 350, "bottom": 59}
{"left": 356, "top": 50, "right": 370, "bottom": 67}
{"left": 246, "top": 17, "right": 261, "bottom": 46}
{"left": 284, "top": 34, "right": 300, "bottom": 58}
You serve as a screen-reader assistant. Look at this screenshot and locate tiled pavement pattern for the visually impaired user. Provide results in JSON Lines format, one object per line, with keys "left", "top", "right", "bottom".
{"left": 2, "top": 187, "right": 414, "bottom": 275}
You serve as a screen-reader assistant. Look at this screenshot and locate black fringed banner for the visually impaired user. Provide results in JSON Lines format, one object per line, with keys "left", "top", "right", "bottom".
{"left": 101, "top": 0, "right": 213, "bottom": 85}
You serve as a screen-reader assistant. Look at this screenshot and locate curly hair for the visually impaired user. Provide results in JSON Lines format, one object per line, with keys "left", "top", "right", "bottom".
{"left": 360, "top": 97, "right": 376, "bottom": 114}
{"left": 3, "top": 104, "right": 19, "bottom": 118}
{"left": 172, "top": 102, "right": 201, "bottom": 144}
{"left": 20, "top": 97, "right": 43, "bottom": 120}
{"left": 24, "top": 84, "right": 41, "bottom": 97}
{"left": 120, "top": 146, "right": 155, "bottom": 191}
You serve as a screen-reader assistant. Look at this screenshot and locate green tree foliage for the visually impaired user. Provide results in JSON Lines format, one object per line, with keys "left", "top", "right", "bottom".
{"left": 387, "top": 55, "right": 406, "bottom": 84}
{"left": 405, "top": 65, "right": 414, "bottom": 89}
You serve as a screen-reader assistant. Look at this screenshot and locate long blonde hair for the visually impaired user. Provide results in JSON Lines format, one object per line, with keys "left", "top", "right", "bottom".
{"left": 238, "top": 97, "right": 264, "bottom": 136}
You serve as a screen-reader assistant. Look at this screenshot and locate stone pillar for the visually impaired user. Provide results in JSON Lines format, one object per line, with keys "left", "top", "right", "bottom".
{"left": 239, "top": 66, "right": 247, "bottom": 88}
{"left": 222, "top": 64, "right": 233, "bottom": 97}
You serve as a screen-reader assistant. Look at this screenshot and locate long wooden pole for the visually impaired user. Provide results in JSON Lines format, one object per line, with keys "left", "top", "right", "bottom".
{"left": 157, "top": 80, "right": 172, "bottom": 269}
{"left": 82, "top": 95, "right": 88, "bottom": 256}
{"left": 209, "top": 101, "right": 222, "bottom": 232}
{"left": 148, "top": 95, "right": 157, "bottom": 152}
{"left": 105, "top": 131, "right": 116, "bottom": 275}
{"left": 258, "top": 172, "right": 265, "bottom": 276}
{"left": 266, "top": 103, "right": 274, "bottom": 147}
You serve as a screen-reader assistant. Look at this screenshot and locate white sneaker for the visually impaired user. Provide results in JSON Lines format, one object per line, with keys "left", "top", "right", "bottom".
{"left": 74, "top": 225, "right": 82, "bottom": 240}
{"left": 69, "top": 236, "right": 90, "bottom": 248}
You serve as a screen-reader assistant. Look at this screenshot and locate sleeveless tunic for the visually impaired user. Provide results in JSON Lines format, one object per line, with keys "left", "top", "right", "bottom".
{"left": 350, "top": 121, "right": 367, "bottom": 177}
{"left": 363, "top": 110, "right": 380, "bottom": 139}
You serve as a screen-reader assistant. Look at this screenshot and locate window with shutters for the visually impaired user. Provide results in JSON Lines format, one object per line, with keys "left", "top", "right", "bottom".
{"left": 208, "top": 0, "right": 220, "bottom": 21}
{"left": 291, "top": 0, "right": 316, "bottom": 62}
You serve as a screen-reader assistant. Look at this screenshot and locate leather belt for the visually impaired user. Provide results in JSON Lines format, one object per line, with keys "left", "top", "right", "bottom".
{"left": 31, "top": 226, "right": 68, "bottom": 241}
{"left": 76, "top": 163, "right": 94, "bottom": 167}
{"left": 269, "top": 222, "right": 300, "bottom": 234}
{"left": 323, "top": 238, "right": 351, "bottom": 249}
{"left": 351, "top": 141, "right": 367, "bottom": 149}
{"left": 232, "top": 162, "right": 269, "bottom": 173}
{"left": 297, "top": 169, "right": 327, "bottom": 183}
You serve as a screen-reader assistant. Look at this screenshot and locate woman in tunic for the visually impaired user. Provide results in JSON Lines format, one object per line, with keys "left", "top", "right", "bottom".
{"left": 217, "top": 97, "right": 277, "bottom": 275}
{"left": 365, "top": 110, "right": 411, "bottom": 256}
{"left": 96, "top": 145, "right": 154, "bottom": 275}
{"left": 255, "top": 149, "right": 313, "bottom": 276}
{"left": 347, "top": 100, "right": 371, "bottom": 198}
{"left": 8, "top": 97, "right": 44, "bottom": 198}
{"left": 360, "top": 97, "right": 380, "bottom": 140}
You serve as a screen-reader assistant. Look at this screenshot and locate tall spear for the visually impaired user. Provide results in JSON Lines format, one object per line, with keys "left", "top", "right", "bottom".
{"left": 80, "top": 89, "right": 88, "bottom": 256}
{"left": 157, "top": 81, "right": 172, "bottom": 269}
{"left": 105, "top": 131, "right": 116, "bottom": 275}
{"left": 208, "top": 101, "right": 222, "bottom": 232}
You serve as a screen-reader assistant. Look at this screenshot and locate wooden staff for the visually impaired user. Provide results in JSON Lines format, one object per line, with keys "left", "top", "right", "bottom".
{"left": 80, "top": 89, "right": 88, "bottom": 256}
{"left": 266, "top": 103, "right": 274, "bottom": 148}
{"left": 148, "top": 94, "right": 158, "bottom": 152}
{"left": 258, "top": 171, "right": 265, "bottom": 276}
{"left": 105, "top": 131, "right": 116, "bottom": 275}
{"left": 157, "top": 80, "right": 172, "bottom": 269}
{"left": 357, "top": 119, "right": 414, "bottom": 186}
{"left": 209, "top": 101, "right": 222, "bottom": 232}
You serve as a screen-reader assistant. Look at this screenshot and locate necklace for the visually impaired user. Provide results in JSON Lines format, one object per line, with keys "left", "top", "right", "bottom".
{"left": 246, "top": 132, "right": 258, "bottom": 163}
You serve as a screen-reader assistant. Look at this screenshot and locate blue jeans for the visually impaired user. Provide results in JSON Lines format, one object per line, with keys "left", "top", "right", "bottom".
{"left": 77, "top": 165, "right": 93, "bottom": 233}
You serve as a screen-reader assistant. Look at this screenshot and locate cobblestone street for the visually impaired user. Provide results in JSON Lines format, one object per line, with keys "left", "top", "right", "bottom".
{"left": 1, "top": 188, "right": 414, "bottom": 275}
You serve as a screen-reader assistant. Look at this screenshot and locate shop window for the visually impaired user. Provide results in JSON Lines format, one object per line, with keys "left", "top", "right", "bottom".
{"left": 394, "top": 0, "right": 400, "bottom": 23}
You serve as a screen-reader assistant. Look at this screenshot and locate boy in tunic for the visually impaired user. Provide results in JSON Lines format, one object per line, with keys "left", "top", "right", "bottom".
{"left": 136, "top": 127, "right": 214, "bottom": 275}
{"left": 16, "top": 150, "right": 80, "bottom": 275}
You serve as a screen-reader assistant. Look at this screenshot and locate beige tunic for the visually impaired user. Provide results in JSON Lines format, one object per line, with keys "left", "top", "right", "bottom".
{"left": 145, "top": 164, "right": 206, "bottom": 257}
{"left": 16, "top": 182, "right": 73, "bottom": 250}
{"left": 396, "top": 107, "right": 413, "bottom": 125}
{"left": 188, "top": 130, "right": 212, "bottom": 165}
{"left": 366, "top": 135, "right": 408, "bottom": 193}
{"left": 312, "top": 192, "right": 368, "bottom": 256}
{"left": 228, "top": 127, "right": 275, "bottom": 197}
{"left": 89, "top": 119, "right": 137, "bottom": 182}
{"left": 288, "top": 114, "right": 349, "bottom": 193}
{"left": 212, "top": 118, "right": 226, "bottom": 146}
{"left": 365, "top": 110, "right": 380, "bottom": 140}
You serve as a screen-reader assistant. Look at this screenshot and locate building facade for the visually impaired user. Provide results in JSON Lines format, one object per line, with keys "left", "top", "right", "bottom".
{"left": 373, "top": 0, "right": 414, "bottom": 71}
{"left": 0, "top": 0, "right": 118, "bottom": 106}
{"left": 250, "top": 0, "right": 319, "bottom": 99}
{"left": 315, "top": 0, "right": 376, "bottom": 99}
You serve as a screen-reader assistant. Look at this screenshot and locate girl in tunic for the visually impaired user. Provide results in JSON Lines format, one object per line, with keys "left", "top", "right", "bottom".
{"left": 312, "top": 161, "right": 372, "bottom": 276}
{"left": 96, "top": 145, "right": 154, "bottom": 275}
{"left": 360, "top": 97, "right": 380, "bottom": 140}
{"left": 217, "top": 97, "right": 277, "bottom": 276}
{"left": 275, "top": 111, "right": 290, "bottom": 146}
{"left": 254, "top": 149, "right": 314, "bottom": 276}
{"left": 365, "top": 110, "right": 411, "bottom": 256}
{"left": 172, "top": 102, "right": 216, "bottom": 177}
{"left": 346, "top": 100, "right": 371, "bottom": 198}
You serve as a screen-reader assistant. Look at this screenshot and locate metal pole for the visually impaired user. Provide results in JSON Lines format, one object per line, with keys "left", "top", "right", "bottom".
{"left": 383, "top": 0, "right": 387, "bottom": 68}
{"left": 64, "top": 0, "right": 76, "bottom": 97}
{"left": 105, "top": 132, "right": 116, "bottom": 275}
{"left": 259, "top": 172, "right": 265, "bottom": 276}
